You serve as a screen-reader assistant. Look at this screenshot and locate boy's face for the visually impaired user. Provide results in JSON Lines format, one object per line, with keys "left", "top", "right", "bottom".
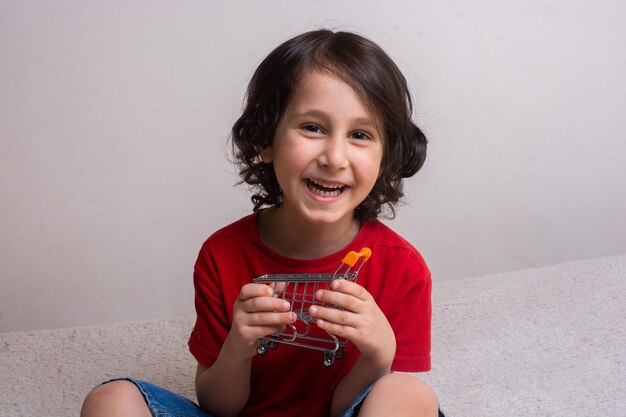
{"left": 261, "top": 69, "right": 384, "bottom": 227}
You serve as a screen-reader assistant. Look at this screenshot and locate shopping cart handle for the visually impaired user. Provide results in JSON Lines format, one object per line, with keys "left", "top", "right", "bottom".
{"left": 341, "top": 247, "right": 372, "bottom": 266}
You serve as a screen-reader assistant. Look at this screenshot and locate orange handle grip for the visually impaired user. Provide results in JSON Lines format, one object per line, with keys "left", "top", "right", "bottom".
{"left": 341, "top": 247, "right": 372, "bottom": 267}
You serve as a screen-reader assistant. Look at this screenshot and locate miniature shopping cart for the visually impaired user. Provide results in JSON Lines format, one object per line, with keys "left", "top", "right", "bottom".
{"left": 253, "top": 247, "right": 372, "bottom": 367}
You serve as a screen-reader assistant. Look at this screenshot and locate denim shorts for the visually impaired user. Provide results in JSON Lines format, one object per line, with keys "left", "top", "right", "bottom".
{"left": 99, "top": 378, "right": 375, "bottom": 417}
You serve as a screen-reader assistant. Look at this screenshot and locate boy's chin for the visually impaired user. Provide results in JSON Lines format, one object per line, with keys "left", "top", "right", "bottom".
{"left": 300, "top": 210, "right": 357, "bottom": 228}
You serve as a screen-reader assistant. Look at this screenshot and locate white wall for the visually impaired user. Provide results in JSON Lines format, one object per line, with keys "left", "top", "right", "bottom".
{"left": 1, "top": 0, "right": 625, "bottom": 331}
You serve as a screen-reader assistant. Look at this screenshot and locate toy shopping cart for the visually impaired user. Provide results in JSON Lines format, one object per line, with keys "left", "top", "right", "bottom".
{"left": 253, "top": 247, "right": 372, "bottom": 367}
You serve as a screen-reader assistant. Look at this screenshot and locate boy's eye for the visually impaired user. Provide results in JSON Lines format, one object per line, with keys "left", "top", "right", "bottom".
{"left": 303, "top": 124, "right": 322, "bottom": 133}
{"left": 350, "top": 131, "right": 370, "bottom": 140}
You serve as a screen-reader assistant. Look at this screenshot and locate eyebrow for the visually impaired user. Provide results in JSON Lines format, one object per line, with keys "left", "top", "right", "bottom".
{"left": 291, "top": 109, "right": 377, "bottom": 127}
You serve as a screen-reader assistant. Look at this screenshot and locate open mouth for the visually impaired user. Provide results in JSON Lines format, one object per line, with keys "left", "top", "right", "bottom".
{"left": 306, "top": 179, "right": 346, "bottom": 197}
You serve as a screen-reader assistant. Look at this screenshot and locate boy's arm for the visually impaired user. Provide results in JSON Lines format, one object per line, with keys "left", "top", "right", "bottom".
{"left": 194, "top": 283, "right": 296, "bottom": 417}
{"left": 308, "top": 279, "right": 396, "bottom": 417}
{"left": 195, "top": 326, "right": 257, "bottom": 417}
{"left": 329, "top": 355, "right": 392, "bottom": 417}
{"left": 195, "top": 342, "right": 251, "bottom": 417}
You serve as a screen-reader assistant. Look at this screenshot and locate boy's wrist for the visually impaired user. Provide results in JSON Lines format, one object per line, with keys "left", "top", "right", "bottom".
{"left": 360, "top": 341, "right": 396, "bottom": 373}
{"left": 354, "top": 351, "right": 393, "bottom": 378}
{"left": 357, "top": 332, "right": 396, "bottom": 369}
{"left": 222, "top": 332, "right": 258, "bottom": 363}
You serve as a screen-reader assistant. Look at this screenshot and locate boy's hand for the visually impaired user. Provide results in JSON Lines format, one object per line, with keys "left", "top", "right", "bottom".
{"left": 308, "top": 280, "right": 396, "bottom": 369}
{"left": 226, "top": 283, "right": 296, "bottom": 360}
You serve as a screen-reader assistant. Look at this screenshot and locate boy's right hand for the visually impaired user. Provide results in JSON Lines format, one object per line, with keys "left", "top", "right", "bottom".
{"left": 226, "top": 283, "right": 296, "bottom": 359}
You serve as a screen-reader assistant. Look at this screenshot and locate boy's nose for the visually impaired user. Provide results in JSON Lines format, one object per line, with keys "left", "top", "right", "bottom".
{"left": 319, "top": 136, "right": 348, "bottom": 170}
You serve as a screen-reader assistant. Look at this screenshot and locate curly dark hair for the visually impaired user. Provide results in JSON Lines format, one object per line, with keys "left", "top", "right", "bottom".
{"left": 231, "top": 29, "right": 427, "bottom": 221}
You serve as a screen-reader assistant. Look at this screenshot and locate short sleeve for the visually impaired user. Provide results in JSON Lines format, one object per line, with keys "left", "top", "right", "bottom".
{"left": 390, "top": 263, "right": 432, "bottom": 371}
{"left": 188, "top": 241, "right": 230, "bottom": 367}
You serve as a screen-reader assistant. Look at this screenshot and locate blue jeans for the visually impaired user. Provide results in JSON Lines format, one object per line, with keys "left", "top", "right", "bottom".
{"left": 99, "top": 378, "right": 444, "bottom": 417}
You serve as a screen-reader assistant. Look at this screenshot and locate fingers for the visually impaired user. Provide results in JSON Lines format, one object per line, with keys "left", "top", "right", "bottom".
{"left": 315, "top": 280, "right": 372, "bottom": 311}
{"left": 237, "top": 283, "right": 274, "bottom": 301}
{"left": 307, "top": 280, "right": 386, "bottom": 345}
{"left": 306, "top": 281, "right": 367, "bottom": 336}
{"left": 309, "top": 304, "right": 357, "bottom": 338}
{"left": 244, "top": 296, "right": 292, "bottom": 315}
{"left": 238, "top": 282, "right": 289, "bottom": 300}
{"left": 229, "top": 282, "right": 298, "bottom": 359}
{"left": 237, "top": 283, "right": 286, "bottom": 310}
{"left": 234, "top": 283, "right": 296, "bottom": 330}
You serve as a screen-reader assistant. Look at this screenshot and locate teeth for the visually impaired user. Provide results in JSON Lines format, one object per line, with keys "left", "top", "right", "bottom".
{"left": 309, "top": 179, "right": 344, "bottom": 190}
{"left": 307, "top": 179, "right": 345, "bottom": 196}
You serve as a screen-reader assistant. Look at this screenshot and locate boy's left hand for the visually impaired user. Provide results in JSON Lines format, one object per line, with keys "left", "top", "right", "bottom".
{"left": 308, "top": 280, "right": 396, "bottom": 369}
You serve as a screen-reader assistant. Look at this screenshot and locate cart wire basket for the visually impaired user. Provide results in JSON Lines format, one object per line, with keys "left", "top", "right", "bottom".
{"left": 253, "top": 247, "right": 372, "bottom": 367}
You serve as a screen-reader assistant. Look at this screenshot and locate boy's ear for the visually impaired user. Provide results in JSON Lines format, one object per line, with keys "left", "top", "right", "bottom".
{"left": 259, "top": 146, "right": 273, "bottom": 163}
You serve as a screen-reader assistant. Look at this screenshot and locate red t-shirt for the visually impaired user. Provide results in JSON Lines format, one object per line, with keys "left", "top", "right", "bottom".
{"left": 188, "top": 213, "right": 431, "bottom": 417}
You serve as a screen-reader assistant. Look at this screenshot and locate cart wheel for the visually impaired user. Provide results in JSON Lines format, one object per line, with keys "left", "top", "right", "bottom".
{"left": 334, "top": 346, "right": 345, "bottom": 360}
{"left": 268, "top": 340, "right": 279, "bottom": 349}
{"left": 323, "top": 351, "right": 335, "bottom": 367}
{"left": 257, "top": 340, "right": 268, "bottom": 356}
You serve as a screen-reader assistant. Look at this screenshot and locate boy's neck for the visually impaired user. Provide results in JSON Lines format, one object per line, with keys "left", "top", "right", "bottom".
{"left": 257, "top": 206, "right": 360, "bottom": 260}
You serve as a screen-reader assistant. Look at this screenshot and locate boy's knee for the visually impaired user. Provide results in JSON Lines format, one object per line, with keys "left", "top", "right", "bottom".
{"left": 367, "top": 373, "right": 438, "bottom": 416}
{"left": 81, "top": 380, "right": 150, "bottom": 417}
